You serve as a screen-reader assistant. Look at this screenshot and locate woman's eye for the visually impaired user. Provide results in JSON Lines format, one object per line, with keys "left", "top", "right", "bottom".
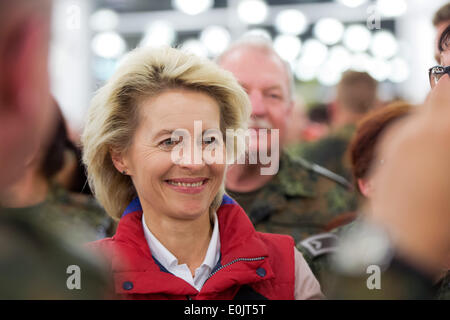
{"left": 159, "top": 138, "right": 180, "bottom": 150}
{"left": 203, "top": 136, "right": 216, "bottom": 145}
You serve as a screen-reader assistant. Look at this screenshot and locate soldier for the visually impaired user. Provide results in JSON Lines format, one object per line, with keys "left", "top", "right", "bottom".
{"left": 0, "top": 105, "right": 115, "bottom": 242}
{"left": 298, "top": 102, "right": 414, "bottom": 296}
{"left": 300, "top": 68, "right": 450, "bottom": 299}
{"left": 287, "top": 71, "right": 378, "bottom": 181}
{"left": 320, "top": 19, "right": 450, "bottom": 301}
{"left": 328, "top": 82, "right": 450, "bottom": 298}
{"left": 217, "top": 36, "right": 358, "bottom": 243}
{"left": 0, "top": 0, "right": 109, "bottom": 299}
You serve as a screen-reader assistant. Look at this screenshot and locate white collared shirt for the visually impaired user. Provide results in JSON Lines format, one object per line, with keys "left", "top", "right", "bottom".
{"left": 142, "top": 213, "right": 221, "bottom": 292}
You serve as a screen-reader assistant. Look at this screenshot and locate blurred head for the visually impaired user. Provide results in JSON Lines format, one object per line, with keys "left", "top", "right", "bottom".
{"left": 217, "top": 36, "right": 294, "bottom": 153}
{"left": 0, "top": 0, "right": 54, "bottom": 186}
{"left": 433, "top": 2, "right": 450, "bottom": 63}
{"left": 348, "top": 102, "right": 414, "bottom": 198}
{"left": 336, "top": 71, "right": 378, "bottom": 116}
{"left": 82, "top": 47, "right": 250, "bottom": 220}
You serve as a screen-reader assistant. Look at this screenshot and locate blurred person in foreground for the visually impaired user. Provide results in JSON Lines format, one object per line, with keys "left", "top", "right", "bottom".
{"left": 287, "top": 71, "right": 378, "bottom": 181}
{"left": 82, "top": 46, "right": 323, "bottom": 300}
{"left": 0, "top": 0, "right": 108, "bottom": 299}
{"left": 0, "top": 100, "right": 115, "bottom": 242}
{"left": 217, "top": 36, "right": 358, "bottom": 242}
{"left": 297, "top": 102, "right": 414, "bottom": 297}
{"left": 326, "top": 29, "right": 450, "bottom": 299}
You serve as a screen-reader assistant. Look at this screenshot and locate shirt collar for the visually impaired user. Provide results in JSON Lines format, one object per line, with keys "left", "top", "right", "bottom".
{"left": 141, "top": 212, "right": 220, "bottom": 271}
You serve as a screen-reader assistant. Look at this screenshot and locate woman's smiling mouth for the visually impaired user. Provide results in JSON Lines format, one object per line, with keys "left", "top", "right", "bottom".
{"left": 164, "top": 178, "right": 209, "bottom": 193}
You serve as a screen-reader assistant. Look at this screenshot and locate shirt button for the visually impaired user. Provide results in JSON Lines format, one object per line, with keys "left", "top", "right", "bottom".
{"left": 256, "top": 267, "right": 266, "bottom": 277}
{"left": 122, "top": 281, "right": 134, "bottom": 290}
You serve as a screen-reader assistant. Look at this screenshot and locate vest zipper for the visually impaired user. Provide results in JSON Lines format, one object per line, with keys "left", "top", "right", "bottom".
{"left": 206, "top": 257, "right": 266, "bottom": 281}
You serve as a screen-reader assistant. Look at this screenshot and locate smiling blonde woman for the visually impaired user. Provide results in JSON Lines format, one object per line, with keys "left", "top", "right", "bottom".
{"left": 82, "top": 46, "right": 322, "bottom": 300}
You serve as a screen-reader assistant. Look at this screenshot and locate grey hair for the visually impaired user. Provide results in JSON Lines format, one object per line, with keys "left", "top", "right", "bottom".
{"left": 216, "top": 35, "right": 295, "bottom": 101}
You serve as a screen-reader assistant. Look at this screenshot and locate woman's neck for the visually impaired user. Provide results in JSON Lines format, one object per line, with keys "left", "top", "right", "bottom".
{"left": 143, "top": 208, "right": 213, "bottom": 276}
{"left": 0, "top": 169, "right": 49, "bottom": 208}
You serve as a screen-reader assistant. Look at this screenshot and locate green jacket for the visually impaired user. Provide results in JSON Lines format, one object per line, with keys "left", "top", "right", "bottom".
{"left": 1, "top": 183, "right": 115, "bottom": 243}
{"left": 0, "top": 209, "right": 111, "bottom": 299}
{"left": 226, "top": 152, "right": 358, "bottom": 243}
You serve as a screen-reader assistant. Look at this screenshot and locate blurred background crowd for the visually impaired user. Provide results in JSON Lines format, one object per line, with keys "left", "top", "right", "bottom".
{"left": 52, "top": 0, "right": 441, "bottom": 137}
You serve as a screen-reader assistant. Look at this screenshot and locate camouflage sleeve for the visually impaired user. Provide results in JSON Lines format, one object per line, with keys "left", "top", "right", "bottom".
{"left": 435, "top": 271, "right": 450, "bottom": 300}
{"left": 0, "top": 211, "right": 111, "bottom": 299}
{"left": 287, "top": 137, "right": 349, "bottom": 178}
{"left": 296, "top": 232, "right": 339, "bottom": 297}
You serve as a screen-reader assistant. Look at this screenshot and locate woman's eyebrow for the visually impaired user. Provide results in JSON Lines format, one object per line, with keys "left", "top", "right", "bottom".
{"left": 152, "top": 129, "right": 174, "bottom": 140}
{"left": 152, "top": 127, "right": 221, "bottom": 140}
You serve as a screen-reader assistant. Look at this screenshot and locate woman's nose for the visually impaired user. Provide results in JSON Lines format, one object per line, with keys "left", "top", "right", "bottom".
{"left": 176, "top": 140, "right": 206, "bottom": 170}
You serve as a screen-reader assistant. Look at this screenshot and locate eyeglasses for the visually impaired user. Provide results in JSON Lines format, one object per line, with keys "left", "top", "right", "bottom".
{"left": 428, "top": 65, "right": 450, "bottom": 88}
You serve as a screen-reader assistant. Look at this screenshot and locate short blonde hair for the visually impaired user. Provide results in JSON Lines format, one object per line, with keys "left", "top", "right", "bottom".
{"left": 82, "top": 46, "right": 251, "bottom": 220}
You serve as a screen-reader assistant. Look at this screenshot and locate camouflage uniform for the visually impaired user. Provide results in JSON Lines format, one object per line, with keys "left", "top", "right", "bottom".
{"left": 226, "top": 152, "right": 358, "bottom": 243}
{"left": 297, "top": 220, "right": 356, "bottom": 296}
{"left": 298, "top": 220, "right": 449, "bottom": 299}
{"left": 436, "top": 271, "right": 450, "bottom": 300}
{"left": 0, "top": 209, "right": 111, "bottom": 299}
{"left": 287, "top": 124, "right": 356, "bottom": 181}
{"left": 1, "top": 182, "right": 115, "bottom": 243}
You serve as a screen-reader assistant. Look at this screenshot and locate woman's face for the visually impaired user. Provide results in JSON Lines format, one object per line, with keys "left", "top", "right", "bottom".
{"left": 114, "top": 89, "right": 226, "bottom": 221}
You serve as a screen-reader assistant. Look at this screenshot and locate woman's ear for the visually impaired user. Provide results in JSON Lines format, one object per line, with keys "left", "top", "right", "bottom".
{"left": 357, "top": 178, "right": 373, "bottom": 198}
{"left": 110, "top": 148, "right": 129, "bottom": 175}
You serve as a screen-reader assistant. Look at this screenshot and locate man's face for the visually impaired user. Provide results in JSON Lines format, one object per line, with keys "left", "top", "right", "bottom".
{"left": 219, "top": 47, "right": 293, "bottom": 155}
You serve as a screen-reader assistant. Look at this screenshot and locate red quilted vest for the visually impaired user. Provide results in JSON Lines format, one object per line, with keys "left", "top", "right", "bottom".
{"left": 88, "top": 195, "right": 295, "bottom": 300}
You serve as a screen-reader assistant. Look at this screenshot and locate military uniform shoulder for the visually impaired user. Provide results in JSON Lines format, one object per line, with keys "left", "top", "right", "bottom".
{"left": 436, "top": 270, "right": 450, "bottom": 300}
{"left": 49, "top": 183, "right": 104, "bottom": 211}
{"left": 285, "top": 153, "right": 353, "bottom": 190}
{"left": 297, "top": 232, "right": 339, "bottom": 259}
{"left": 67, "top": 192, "right": 104, "bottom": 210}
{"left": 46, "top": 183, "right": 116, "bottom": 238}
